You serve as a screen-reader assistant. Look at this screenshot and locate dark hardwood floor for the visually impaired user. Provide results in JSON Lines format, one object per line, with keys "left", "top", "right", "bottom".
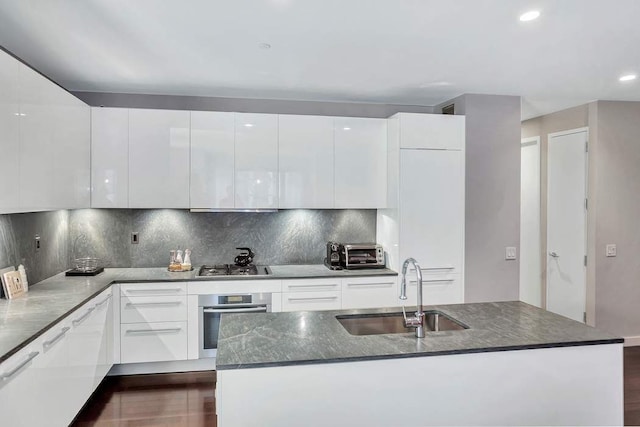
{"left": 626, "top": 346, "right": 640, "bottom": 426}
{"left": 73, "top": 348, "right": 640, "bottom": 426}
{"left": 72, "top": 371, "right": 216, "bottom": 426}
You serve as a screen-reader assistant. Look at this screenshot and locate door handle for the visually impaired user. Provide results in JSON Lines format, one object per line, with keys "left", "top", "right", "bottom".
{"left": 549, "top": 252, "right": 559, "bottom": 258}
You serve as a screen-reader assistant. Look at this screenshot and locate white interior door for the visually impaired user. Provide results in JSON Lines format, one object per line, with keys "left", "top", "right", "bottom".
{"left": 520, "top": 137, "right": 541, "bottom": 307}
{"left": 546, "top": 129, "right": 587, "bottom": 322}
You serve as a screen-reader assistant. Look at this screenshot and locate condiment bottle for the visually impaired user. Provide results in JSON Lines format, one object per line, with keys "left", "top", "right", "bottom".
{"left": 182, "top": 249, "right": 192, "bottom": 271}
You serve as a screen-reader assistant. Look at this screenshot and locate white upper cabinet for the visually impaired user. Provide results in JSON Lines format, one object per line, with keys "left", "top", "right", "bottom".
{"left": 128, "top": 109, "right": 190, "bottom": 208}
{"left": 234, "top": 113, "right": 278, "bottom": 209}
{"left": 91, "top": 107, "right": 129, "bottom": 208}
{"left": 278, "top": 115, "right": 334, "bottom": 208}
{"left": 0, "top": 52, "right": 21, "bottom": 214}
{"left": 190, "top": 111, "right": 235, "bottom": 209}
{"left": 334, "top": 117, "right": 387, "bottom": 208}
{"left": 18, "top": 64, "right": 90, "bottom": 212}
{"left": 394, "top": 113, "right": 465, "bottom": 150}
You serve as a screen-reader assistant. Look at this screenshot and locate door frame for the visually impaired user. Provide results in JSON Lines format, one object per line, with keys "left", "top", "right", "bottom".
{"left": 520, "top": 136, "right": 542, "bottom": 307}
{"left": 546, "top": 127, "right": 589, "bottom": 322}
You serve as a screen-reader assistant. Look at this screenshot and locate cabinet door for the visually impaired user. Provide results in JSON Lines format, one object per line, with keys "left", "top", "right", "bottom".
{"left": 51, "top": 87, "right": 90, "bottom": 209}
{"left": 190, "top": 111, "right": 235, "bottom": 208}
{"left": 334, "top": 117, "right": 387, "bottom": 208}
{"left": 129, "top": 109, "right": 190, "bottom": 208}
{"left": 278, "top": 115, "right": 334, "bottom": 208}
{"left": 0, "top": 345, "right": 41, "bottom": 425}
{"left": 282, "top": 291, "right": 341, "bottom": 312}
{"left": 234, "top": 113, "right": 278, "bottom": 209}
{"left": 19, "top": 63, "right": 58, "bottom": 211}
{"left": 0, "top": 52, "right": 21, "bottom": 213}
{"left": 93, "top": 290, "right": 114, "bottom": 386}
{"left": 398, "top": 113, "right": 465, "bottom": 150}
{"left": 403, "top": 273, "right": 463, "bottom": 305}
{"left": 341, "top": 276, "right": 398, "bottom": 309}
{"left": 400, "top": 149, "right": 464, "bottom": 274}
{"left": 92, "top": 107, "right": 129, "bottom": 207}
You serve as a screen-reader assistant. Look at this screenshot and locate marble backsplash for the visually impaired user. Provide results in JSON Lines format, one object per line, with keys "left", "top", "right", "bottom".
{"left": 0, "top": 211, "right": 70, "bottom": 295}
{"left": 70, "top": 209, "right": 376, "bottom": 268}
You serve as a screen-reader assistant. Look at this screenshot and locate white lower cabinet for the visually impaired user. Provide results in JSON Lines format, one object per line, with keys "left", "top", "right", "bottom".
{"left": 282, "top": 291, "right": 342, "bottom": 312}
{"left": 0, "top": 287, "right": 113, "bottom": 427}
{"left": 120, "top": 321, "right": 188, "bottom": 363}
{"left": 402, "top": 272, "right": 463, "bottom": 306}
{"left": 341, "top": 276, "right": 398, "bottom": 309}
{"left": 119, "top": 283, "right": 189, "bottom": 364}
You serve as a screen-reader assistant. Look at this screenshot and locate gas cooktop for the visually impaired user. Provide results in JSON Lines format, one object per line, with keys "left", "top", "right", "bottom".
{"left": 197, "top": 264, "right": 271, "bottom": 277}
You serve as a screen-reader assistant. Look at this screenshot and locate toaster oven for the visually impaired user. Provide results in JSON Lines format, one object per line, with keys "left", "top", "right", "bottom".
{"left": 341, "top": 244, "right": 385, "bottom": 269}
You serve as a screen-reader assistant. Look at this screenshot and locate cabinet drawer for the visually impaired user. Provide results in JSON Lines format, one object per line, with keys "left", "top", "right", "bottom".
{"left": 120, "top": 282, "right": 187, "bottom": 297}
{"left": 282, "top": 279, "right": 341, "bottom": 293}
{"left": 121, "top": 296, "right": 187, "bottom": 323}
{"left": 405, "top": 273, "right": 463, "bottom": 305}
{"left": 282, "top": 291, "right": 341, "bottom": 312}
{"left": 342, "top": 277, "right": 398, "bottom": 309}
{"left": 120, "top": 321, "right": 187, "bottom": 363}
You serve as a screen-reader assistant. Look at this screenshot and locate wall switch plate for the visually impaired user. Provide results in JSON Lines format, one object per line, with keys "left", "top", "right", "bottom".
{"left": 606, "top": 244, "right": 617, "bottom": 257}
{"left": 131, "top": 232, "right": 139, "bottom": 244}
{"left": 505, "top": 246, "right": 517, "bottom": 260}
{"left": 34, "top": 234, "right": 40, "bottom": 252}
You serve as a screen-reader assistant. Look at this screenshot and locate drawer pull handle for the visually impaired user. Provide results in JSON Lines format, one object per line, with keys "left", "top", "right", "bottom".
{"left": 410, "top": 267, "right": 455, "bottom": 272}
{"left": 411, "top": 279, "right": 455, "bottom": 284}
{"left": 72, "top": 307, "right": 95, "bottom": 326}
{"left": 125, "top": 328, "right": 182, "bottom": 334}
{"left": 125, "top": 301, "right": 182, "bottom": 307}
{"left": 203, "top": 307, "right": 267, "bottom": 313}
{"left": 287, "top": 284, "right": 338, "bottom": 289}
{"left": 95, "top": 294, "right": 112, "bottom": 308}
{"left": 126, "top": 288, "right": 183, "bottom": 293}
{"left": 43, "top": 327, "right": 71, "bottom": 349}
{"left": 346, "top": 282, "right": 394, "bottom": 287}
{"left": 0, "top": 352, "right": 39, "bottom": 381}
{"left": 288, "top": 296, "right": 338, "bottom": 302}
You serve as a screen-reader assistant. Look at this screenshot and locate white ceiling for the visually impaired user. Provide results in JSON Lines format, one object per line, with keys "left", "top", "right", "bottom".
{"left": 1, "top": 0, "right": 639, "bottom": 120}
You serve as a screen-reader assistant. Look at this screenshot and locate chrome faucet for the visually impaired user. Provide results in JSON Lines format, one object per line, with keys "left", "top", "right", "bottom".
{"left": 399, "top": 258, "right": 425, "bottom": 338}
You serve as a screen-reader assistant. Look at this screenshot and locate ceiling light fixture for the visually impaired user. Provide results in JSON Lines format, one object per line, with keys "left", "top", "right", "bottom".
{"left": 343, "top": 127, "right": 351, "bottom": 131}
{"left": 519, "top": 10, "right": 540, "bottom": 22}
{"left": 244, "top": 123, "right": 254, "bottom": 127}
{"left": 258, "top": 43, "right": 271, "bottom": 50}
{"left": 619, "top": 74, "right": 637, "bottom": 82}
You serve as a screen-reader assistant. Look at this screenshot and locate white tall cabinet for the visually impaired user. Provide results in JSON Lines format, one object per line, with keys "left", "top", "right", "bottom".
{"left": 0, "top": 51, "right": 21, "bottom": 213}
{"left": 378, "top": 113, "right": 465, "bottom": 304}
{"left": 278, "top": 115, "right": 334, "bottom": 208}
{"left": 128, "top": 109, "right": 190, "bottom": 208}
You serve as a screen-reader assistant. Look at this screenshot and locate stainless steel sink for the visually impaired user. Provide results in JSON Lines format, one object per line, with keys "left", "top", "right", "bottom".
{"left": 336, "top": 311, "right": 468, "bottom": 336}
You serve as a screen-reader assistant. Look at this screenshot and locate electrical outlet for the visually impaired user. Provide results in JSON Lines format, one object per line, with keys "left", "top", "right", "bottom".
{"left": 34, "top": 234, "right": 40, "bottom": 252}
{"left": 505, "top": 246, "right": 517, "bottom": 260}
{"left": 606, "top": 244, "right": 617, "bottom": 257}
{"left": 131, "top": 232, "right": 139, "bottom": 244}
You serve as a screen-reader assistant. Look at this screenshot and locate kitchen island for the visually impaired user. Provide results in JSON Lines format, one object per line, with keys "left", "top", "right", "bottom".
{"left": 216, "top": 302, "right": 623, "bottom": 426}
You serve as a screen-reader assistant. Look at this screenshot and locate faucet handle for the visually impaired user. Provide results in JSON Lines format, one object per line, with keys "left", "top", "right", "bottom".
{"left": 402, "top": 306, "right": 422, "bottom": 328}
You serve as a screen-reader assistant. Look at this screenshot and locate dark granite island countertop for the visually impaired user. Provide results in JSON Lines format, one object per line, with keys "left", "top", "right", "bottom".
{"left": 215, "top": 301, "right": 623, "bottom": 370}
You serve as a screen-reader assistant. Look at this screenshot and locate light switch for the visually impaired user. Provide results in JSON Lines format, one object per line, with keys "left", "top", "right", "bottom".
{"left": 505, "top": 246, "right": 517, "bottom": 260}
{"left": 606, "top": 244, "right": 617, "bottom": 257}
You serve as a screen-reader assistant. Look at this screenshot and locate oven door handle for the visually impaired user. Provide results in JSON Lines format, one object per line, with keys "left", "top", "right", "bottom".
{"left": 203, "top": 307, "right": 268, "bottom": 313}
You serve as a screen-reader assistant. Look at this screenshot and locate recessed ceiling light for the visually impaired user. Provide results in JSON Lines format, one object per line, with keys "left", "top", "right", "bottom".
{"left": 619, "top": 74, "right": 637, "bottom": 82}
{"left": 244, "top": 123, "right": 254, "bottom": 127}
{"left": 258, "top": 43, "right": 271, "bottom": 50}
{"left": 343, "top": 127, "right": 351, "bottom": 131}
{"left": 519, "top": 10, "right": 540, "bottom": 22}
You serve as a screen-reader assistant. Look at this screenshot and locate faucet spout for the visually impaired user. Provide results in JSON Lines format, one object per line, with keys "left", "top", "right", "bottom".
{"left": 399, "top": 258, "right": 425, "bottom": 338}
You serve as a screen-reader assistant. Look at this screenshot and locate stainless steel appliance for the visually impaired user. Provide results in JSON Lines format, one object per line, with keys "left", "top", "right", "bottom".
{"left": 341, "top": 243, "right": 385, "bottom": 269}
{"left": 198, "top": 293, "right": 272, "bottom": 358}
{"left": 197, "top": 264, "right": 271, "bottom": 277}
{"left": 325, "top": 241, "right": 342, "bottom": 270}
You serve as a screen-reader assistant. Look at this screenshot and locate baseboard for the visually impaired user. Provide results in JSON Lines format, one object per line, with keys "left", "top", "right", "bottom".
{"left": 624, "top": 336, "right": 640, "bottom": 347}
{"left": 108, "top": 358, "right": 216, "bottom": 376}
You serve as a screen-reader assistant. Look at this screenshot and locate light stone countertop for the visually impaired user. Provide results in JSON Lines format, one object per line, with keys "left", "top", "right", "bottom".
{"left": 215, "top": 301, "right": 623, "bottom": 370}
{"left": 0, "top": 265, "right": 397, "bottom": 363}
